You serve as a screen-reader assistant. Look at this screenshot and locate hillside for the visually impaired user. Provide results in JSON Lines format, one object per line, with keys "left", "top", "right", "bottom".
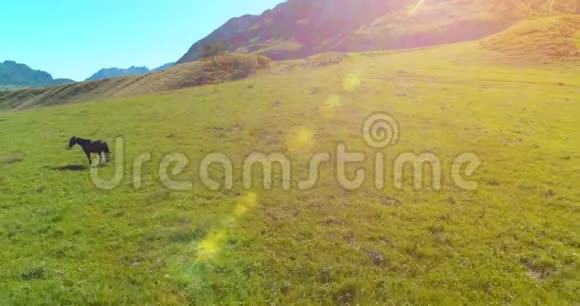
{"left": 86, "top": 63, "right": 175, "bottom": 81}
{"left": 151, "top": 62, "right": 175, "bottom": 72}
{"left": 0, "top": 55, "right": 268, "bottom": 111}
{"left": 3, "top": 10, "right": 579, "bottom": 112}
{"left": 177, "top": 0, "right": 578, "bottom": 64}
{"left": 1, "top": 41, "right": 579, "bottom": 304}
{"left": 481, "top": 15, "right": 580, "bottom": 58}
{"left": 0, "top": 60, "right": 74, "bottom": 88}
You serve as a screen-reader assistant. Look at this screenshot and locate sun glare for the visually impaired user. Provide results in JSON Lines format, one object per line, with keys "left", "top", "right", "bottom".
{"left": 235, "top": 192, "right": 258, "bottom": 217}
{"left": 196, "top": 230, "right": 227, "bottom": 261}
{"left": 409, "top": 0, "right": 425, "bottom": 15}
{"left": 196, "top": 192, "right": 258, "bottom": 262}
{"left": 319, "top": 95, "right": 342, "bottom": 118}
{"left": 343, "top": 73, "right": 362, "bottom": 92}
{"left": 286, "top": 126, "right": 315, "bottom": 153}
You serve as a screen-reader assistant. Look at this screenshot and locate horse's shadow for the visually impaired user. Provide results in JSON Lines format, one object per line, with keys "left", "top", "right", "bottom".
{"left": 45, "top": 164, "right": 88, "bottom": 172}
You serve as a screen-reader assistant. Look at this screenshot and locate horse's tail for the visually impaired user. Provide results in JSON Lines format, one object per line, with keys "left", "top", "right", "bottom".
{"left": 103, "top": 142, "right": 111, "bottom": 162}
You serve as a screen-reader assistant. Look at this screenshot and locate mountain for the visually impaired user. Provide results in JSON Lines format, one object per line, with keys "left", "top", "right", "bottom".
{"left": 86, "top": 63, "right": 175, "bottom": 81}
{"left": 0, "top": 55, "right": 266, "bottom": 110}
{"left": 177, "top": 0, "right": 578, "bottom": 64}
{"left": 151, "top": 62, "right": 175, "bottom": 72}
{"left": 0, "top": 60, "right": 74, "bottom": 88}
{"left": 86, "top": 66, "right": 149, "bottom": 81}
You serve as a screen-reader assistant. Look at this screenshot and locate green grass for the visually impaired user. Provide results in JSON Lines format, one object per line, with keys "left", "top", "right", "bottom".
{"left": 0, "top": 42, "right": 579, "bottom": 304}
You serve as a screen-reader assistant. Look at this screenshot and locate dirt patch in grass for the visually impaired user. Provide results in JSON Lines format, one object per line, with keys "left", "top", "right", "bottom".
{"left": 1, "top": 151, "right": 24, "bottom": 165}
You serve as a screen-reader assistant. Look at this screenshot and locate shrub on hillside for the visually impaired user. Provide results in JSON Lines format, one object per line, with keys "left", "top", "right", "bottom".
{"left": 256, "top": 55, "right": 272, "bottom": 69}
{"left": 306, "top": 52, "right": 348, "bottom": 67}
{"left": 212, "top": 54, "right": 258, "bottom": 79}
{"left": 200, "top": 42, "right": 226, "bottom": 59}
{"left": 193, "top": 54, "right": 269, "bottom": 85}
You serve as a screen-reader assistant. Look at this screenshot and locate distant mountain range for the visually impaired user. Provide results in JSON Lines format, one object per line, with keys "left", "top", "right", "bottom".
{"left": 177, "top": 0, "right": 578, "bottom": 64}
{"left": 85, "top": 63, "right": 175, "bottom": 81}
{"left": 0, "top": 60, "right": 74, "bottom": 88}
{"left": 0, "top": 61, "right": 177, "bottom": 89}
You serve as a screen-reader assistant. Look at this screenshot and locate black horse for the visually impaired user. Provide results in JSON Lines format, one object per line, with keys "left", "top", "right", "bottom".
{"left": 68, "top": 136, "right": 111, "bottom": 166}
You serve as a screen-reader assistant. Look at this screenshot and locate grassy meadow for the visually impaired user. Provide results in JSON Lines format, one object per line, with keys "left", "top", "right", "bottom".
{"left": 1, "top": 42, "right": 579, "bottom": 304}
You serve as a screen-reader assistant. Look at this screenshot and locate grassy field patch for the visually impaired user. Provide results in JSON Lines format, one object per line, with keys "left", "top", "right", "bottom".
{"left": 1, "top": 42, "right": 579, "bottom": 304}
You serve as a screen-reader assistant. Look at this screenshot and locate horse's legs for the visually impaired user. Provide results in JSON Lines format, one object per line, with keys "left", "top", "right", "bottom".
{"left": 99, "top": 153, "right": 104, "bottom": 166}
{"left": 84, "top": 150, "right": 92, "bottom": 166}
{"left": 102, "top": 152, "right": 108, "bottom": 165}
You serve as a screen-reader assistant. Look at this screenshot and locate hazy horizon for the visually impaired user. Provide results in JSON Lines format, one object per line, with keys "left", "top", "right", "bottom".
{"left": 1, "top": 0, "right": 282, "bottom": 81}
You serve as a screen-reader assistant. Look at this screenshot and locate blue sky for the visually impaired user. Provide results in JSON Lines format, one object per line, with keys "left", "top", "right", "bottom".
{"left": 0, "top": 0, "right": 283, "bottom": 81}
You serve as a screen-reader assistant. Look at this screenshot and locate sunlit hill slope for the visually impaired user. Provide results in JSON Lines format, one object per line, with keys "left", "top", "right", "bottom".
{"left": 177, "top": 0, "right": 579, "bottom": 63}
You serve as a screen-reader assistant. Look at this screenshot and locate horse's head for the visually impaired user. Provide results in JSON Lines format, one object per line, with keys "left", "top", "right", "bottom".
{"left": 67, "top": 136, "right": 77, "bottom": 149}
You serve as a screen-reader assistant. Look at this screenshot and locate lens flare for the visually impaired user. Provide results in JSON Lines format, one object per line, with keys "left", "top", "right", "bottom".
{"left": 409, "top": 0, "right": 425, "bottom": 15}
{"left": 319, "top": 95, "right": 342, "bottom": 118}
{"left": 286, "top": 126, "right": 315, "bottom": 153}
{"left": 235, "top": 192, "right": 257, "bottom": 216}
{"left": 196, "top": 230, "right": 227, "bottom": 261}
{"left": 196, "top": 193, "right": 258, "bottom": 261}
{"left": 343, "top": 73, "right": 362, "bottom": 92}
